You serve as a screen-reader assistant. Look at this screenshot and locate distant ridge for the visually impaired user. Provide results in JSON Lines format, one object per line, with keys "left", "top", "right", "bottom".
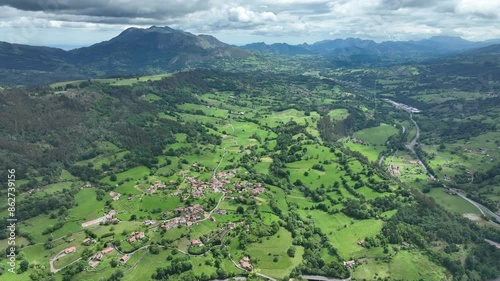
{"left": 1, "top": 27, "right": 499, "bottom": 85}
{"left": 0, "top": 26, "right": 251, "bottom": 85}
{"left": 242, "top": 36, "right": 500, "bottom": 57}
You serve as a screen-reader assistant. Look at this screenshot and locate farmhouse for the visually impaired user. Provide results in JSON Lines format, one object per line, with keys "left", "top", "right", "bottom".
{"left": 93, "top": 252, "right": 103, "bottom": 261}
{"left": 191, "top": 239, "right": 203, "bottom": 246}
{"left": 343, "top": 260, "right": 356, "bottom": 267}
{"left": 83, "top": 238, "right": 92, "bottom": 245}
{"left": 120, "top": 254, "right": 130, "bottom": 264}
{"left": 64, "top": 246, "right": 76, "bottom": 254}
{"left": 81, "top": 217, "right": 105, "bottom": 228}
{"left": 239, "top": 256, "right": 252, "bottom": 270}
{"left": 90, "top": 261, "right": 100, "bottom": 268}
{"left": 215, "top": 209, "right": 227, "bottom": 215}
{"left": 101, "top": 247, "right": 114, "bottom": 254}
{"left": 351, "top": 138, "right": 365, "bottom": 144}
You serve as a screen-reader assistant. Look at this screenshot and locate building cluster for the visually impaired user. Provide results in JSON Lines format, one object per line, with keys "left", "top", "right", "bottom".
{"left": 81, "top": 210, "right": 118, "bottom": 228}
{"left": 161, "top": 204, "right": 208, "bottom": 230}
{"left": 174, "top": 204, "right": 207, "bottom": 220}
{"left": 147, "top": 180, "right": 167, "bottom": 194}
{"left": 161, "top": 217, "right": 186, "bottom": 231}
{"left": 128, "top": 231, "right": 146, "bottom": 243}
{"left": 109, "top": 191, "right": 121, "bottom": 201}
{"left": 187, "top": 170, "right": 238, "bottom": 197}
{"left": 232, "top": 181, "right": 265, "bottom": 195}
{"left": 88, "top": 247, "right": 114, "bottom": 269}
{"left": 187, "top": 177, "right": 212, "bottom": 197}
{"left": 351, "top": 137, "right": 366, "bottom": 145}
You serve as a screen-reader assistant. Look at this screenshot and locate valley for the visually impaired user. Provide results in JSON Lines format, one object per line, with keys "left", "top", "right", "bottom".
{"left": 0, "top": 26, "right": 499, "bottom": 281}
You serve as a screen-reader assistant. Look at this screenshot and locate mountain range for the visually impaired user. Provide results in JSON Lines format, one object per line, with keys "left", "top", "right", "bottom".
{"left": 242, "top": 36, "right": 500, "bottom": 56}
{"left": 0, "top": 26, "right": 249, "bottom": 85}
{"left": 0, "top": 26, "right": 499, "bottom": 85}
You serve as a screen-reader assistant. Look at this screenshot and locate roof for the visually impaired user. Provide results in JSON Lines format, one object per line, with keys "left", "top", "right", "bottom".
{"left": 240, "top": 261, "right": 252, "bottom": 269}
{"left": 64, "top": 246, "right": 76, "bottom": 252}
{"left": 101, "top": 247, "right": 114, "bottom": 254}
{"left": 191, "top": 239, "right": 202, "bottom": 245}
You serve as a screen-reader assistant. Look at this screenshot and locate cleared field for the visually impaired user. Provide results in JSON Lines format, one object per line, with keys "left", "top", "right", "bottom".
{"left": 51, "top": 73, "right": 172, "bottom": 88}
{"left": 230, "top": 227, "right": 302, "bottom": 279}
{"left": 353, "top": 123, "right": 398, "bottom": 145}
{"left": 428, "top": 188, "right": 481, "bottom": 215}
{"left": 390, "top": 250, "right": 447, "bottom": 280}
{"left": 298, "top": 210, "right": 384, "bottom": 259}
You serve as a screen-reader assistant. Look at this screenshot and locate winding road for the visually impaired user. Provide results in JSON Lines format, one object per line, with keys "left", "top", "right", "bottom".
{"left": 49, "top": 251, "right": 82, "bottom": 273}
{"left": 456, "top": 193, "right": 500, "bottom": 223}
{"left": 403, "top": 110, "right": 499, "bottom": 224}
{"left": 405, "top": 113, "right": 419, "bottom": 155}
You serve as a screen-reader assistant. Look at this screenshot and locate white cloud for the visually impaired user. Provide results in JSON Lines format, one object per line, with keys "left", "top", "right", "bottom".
{"left": 0, "top": 0, "right": 498, "bottom": 46}
{"left": 455, "top": 0, "right": 500, "bottom": 18}
{"left": 228, "top": 6, "right": 277, "bottom": 23}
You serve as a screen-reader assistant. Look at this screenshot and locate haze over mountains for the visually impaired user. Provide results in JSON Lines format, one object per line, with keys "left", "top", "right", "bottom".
{"left": 0, "top": 25, "right": 499, "bottom": 86}
{"left": 242, "top": 36, "right": 500, "bottom": 55}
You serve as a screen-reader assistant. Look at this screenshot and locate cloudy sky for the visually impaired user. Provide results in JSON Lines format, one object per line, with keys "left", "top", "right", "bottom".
{"left": 0, "top": 0, "right": 499, "bottom": 49}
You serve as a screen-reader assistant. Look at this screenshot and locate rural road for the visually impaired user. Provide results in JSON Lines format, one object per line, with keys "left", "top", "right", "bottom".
{"left": 405, "top": 113, "right": 419, "bottom": 154}
{"left": 456, "top": 193, "right": 500, "bottom": 223}
{"left": 403, "top": 112, "right": 434, "bottom": 178}
{"left": 49, "top": 250, "right": 82, "bottom": 273}
{"left": 302, "top": 274, "right": 351, "bottom": 281}
{"left": 484, "top": 239, "right": 500, "bottom": 249}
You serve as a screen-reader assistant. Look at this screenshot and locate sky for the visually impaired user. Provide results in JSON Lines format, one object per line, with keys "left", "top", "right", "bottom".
{"left": 0, "top": 0, "right": 499, "bottom": 49}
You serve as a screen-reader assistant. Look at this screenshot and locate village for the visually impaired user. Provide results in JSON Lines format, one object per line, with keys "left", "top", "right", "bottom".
{"left": 70, "top": 170, "right": 270, "bottom": 273}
